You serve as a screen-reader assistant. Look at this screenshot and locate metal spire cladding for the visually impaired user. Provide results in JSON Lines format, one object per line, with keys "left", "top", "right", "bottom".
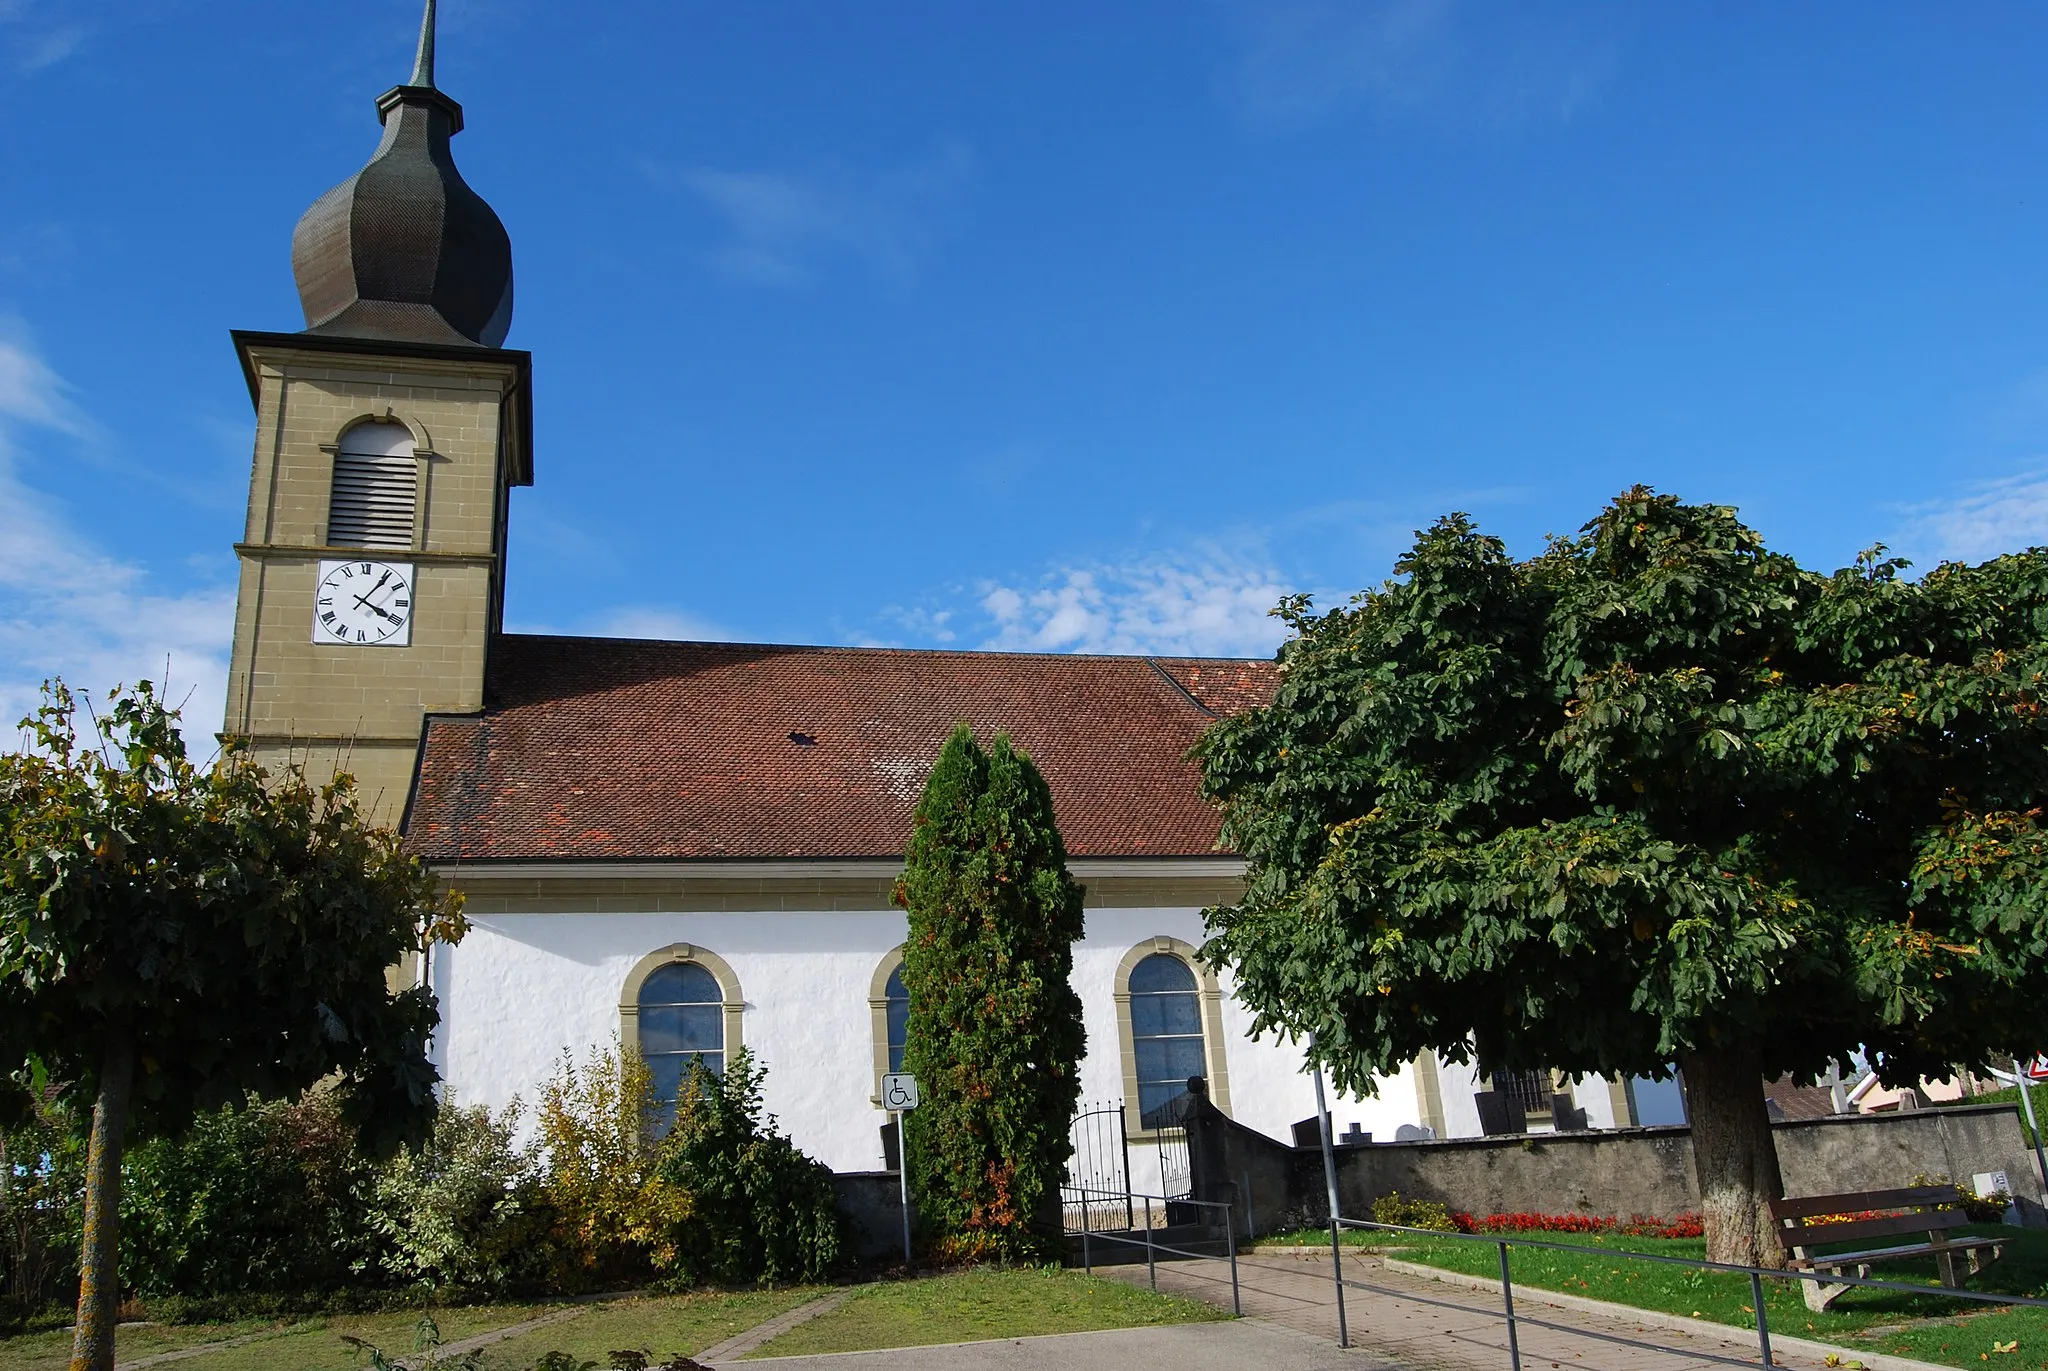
{"left": 289, "top": 0, "right": 515, "bottom": 349}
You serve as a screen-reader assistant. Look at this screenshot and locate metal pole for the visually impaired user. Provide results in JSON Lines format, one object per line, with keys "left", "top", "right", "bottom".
{"left": 1082, "top": 1220, "right": 1092, "bottom": 1275}
{"left": 1226, "top": 1204, "right": 1241, "bottom": 1316}
{"left": 1311, "top": 1039, "right": 1350, "bottom": 1349}
{"left": 1242, "top": 1170, "right": 1256, "bottom": 1241}
{"left": 1145, "top": 1196, "right": 1157, "bottom": 1291}
{"left": 1498, "top": 1241, "right": 1523, "bottom": 1371}
{"left": 1750, "top": 1270, "right": 1773, "bottom": 1367}
{"left": 897, "top": 1111, "right": 913, "bottom": 1268}
{"left": 1120, "top": 1105, "right": 1134, "bottom": 1230}
{"left": 2013, "top": 1061, "right": 2048, "bottom": 1199}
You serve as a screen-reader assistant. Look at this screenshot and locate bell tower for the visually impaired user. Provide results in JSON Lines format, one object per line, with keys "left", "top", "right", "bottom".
{"left": 223, "top": 0, "right": 531, "bottom": 824}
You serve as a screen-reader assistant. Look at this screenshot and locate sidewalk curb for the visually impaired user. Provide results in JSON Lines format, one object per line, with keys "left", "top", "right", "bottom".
{"left": 1377, "top": 1256, "right": 1958, "bottom": 1371}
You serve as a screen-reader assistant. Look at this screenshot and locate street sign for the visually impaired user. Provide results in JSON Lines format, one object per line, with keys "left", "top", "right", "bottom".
{"left": 881, "top": 1073, "right": 920, "bottom": 1111}
{"left": 2025, "top": 1057, "right": 2048, "bottom": 1082}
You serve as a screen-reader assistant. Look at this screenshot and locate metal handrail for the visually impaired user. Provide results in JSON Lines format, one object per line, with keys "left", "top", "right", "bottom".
{"left": 1064, "top": 1184, "right": 1241, "bottom": 1315}
{"left": 1331, "top": 1215, "right": 2048, "bottom": 1309}
{"left": 1325, "top": 1214, "right": 2046, "bottom": 1371}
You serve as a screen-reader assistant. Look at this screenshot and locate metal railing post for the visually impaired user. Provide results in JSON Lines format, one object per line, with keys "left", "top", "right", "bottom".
{"left": 1498, "top": 1241, "right": 1522, "bottom": 1371}
{"left": 1082, "top": 1216, "right": 1092, "bottom": 1275}
{"left": 1120, "top": 1104, "right": 1135, "bottom": 1231}
{"left": 1751, "top": 1270, "right": 1773, "bottom": 1366}
{"left": 1145, "top": 1196, "right": 1157, "bottom": 1290}
{"left": 1226, "top": 1204, "right": 1241, "bottom": 1316}
{"left": 1311, "top": 1041, "right": 1350, "bottom": 1349}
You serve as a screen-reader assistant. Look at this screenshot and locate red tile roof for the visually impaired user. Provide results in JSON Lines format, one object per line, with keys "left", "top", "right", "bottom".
{"left": 404, "top": 635, "right": 1278, "bottom": 861}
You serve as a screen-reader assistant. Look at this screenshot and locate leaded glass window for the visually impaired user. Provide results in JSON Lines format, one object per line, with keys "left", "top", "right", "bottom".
{"left": 638, "top": 961, "right": 723, "bottom": 1109}
{"left": 1130, "top": 953, "right": 1204, "bottom": 1127}
{"left": 885, "top": 965, "right": 909, "bottom": 1075}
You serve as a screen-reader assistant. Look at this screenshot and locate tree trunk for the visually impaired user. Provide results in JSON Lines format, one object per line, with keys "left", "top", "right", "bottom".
{"left": 1679, "top": 1044, "right": 1786, "bottom": 1268}
{"left": 70, "top": 1025, "right": 134, "bottom": 1371}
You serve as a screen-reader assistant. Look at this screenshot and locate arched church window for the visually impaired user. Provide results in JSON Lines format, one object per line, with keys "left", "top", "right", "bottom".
{"left": 328, "top": 421, "right": 418, "bottom": 549}
{"left": 1129, "top": 953, "right": 1206, "bottom": 1127}
{"left": 884, "top": 965, "right": 909, "bottom": 1074}
{"left": 638, "top": 961, "right": 724, "bottom": 1108}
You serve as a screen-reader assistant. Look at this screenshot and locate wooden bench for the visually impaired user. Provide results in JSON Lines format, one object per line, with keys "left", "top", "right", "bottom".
{"left": 1770, "top": 1185, "right": 2005, "bottom": 1312}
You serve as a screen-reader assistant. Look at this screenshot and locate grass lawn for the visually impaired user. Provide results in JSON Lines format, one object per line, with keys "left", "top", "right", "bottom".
{"left": 0, "top": 1303, "right": 552, "bottom": 1371}
{"left": 1378, "top": 1226, "right": 2048, "bottom": 1371}
{"left": 743, "top": 1267, "right": 1229, "bottom": 1359}
{"left": 475, "top": 1288, "right": 824, "bottom": 1369}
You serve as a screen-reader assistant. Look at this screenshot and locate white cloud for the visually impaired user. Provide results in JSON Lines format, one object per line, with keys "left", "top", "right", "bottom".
{"left": 1217, "top": 0, "right": 1617, "bottom": 133}
{"left": 582, "top": 605, "right": 741, "bottom": 642}
{"left": 0, "top": 3, "right": 86, "bottom": 75}
{"left": 1895, "top": 471, "right": 2048, "bottom": 565}
{"left": 654, "top": 141, "right": 975, "bottom": 288}
{"left": 506, "top": 603, "right": 742, "bottom": 644}
{"left": 0, "top": 333, "right": 233, "bottom": 745}
{"left": 0, "top": 325, "right": 81, "bottom": 432}
{"left": 975, "top": 555, "right": 1293, "bottom": 658}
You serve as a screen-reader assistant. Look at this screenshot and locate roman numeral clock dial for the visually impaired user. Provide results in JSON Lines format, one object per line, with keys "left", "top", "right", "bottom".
{"left": 312, "top": 559, "right": 416, "bottom": 646}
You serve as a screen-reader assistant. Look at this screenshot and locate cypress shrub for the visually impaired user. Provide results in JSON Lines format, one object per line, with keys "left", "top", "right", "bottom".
{"left": 894, "top": 725, "right": 1086, "bottom": 1262}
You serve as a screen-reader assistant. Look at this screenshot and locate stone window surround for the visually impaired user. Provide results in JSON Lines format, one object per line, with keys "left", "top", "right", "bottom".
{"left": 618, "top": 942, "right": 745, "bottom": 1066}
{"left": 318, "top": 410, "right": 442, "bottom": 554}
{"left": 1114, "top": 936, "right": 1232, "bottom": 1135}
{"left": 867, "top": 944, "right": 906, "bottom": 1106}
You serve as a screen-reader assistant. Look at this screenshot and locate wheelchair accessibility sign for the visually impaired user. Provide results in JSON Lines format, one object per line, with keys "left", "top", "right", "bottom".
{"left": 881, "top": 1073, "right": 920, "bottom": 1111}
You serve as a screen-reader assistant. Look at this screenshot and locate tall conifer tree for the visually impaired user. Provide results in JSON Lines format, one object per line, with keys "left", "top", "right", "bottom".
{"left": 894, "top": 725, "right": 1085, "bottom": 1261}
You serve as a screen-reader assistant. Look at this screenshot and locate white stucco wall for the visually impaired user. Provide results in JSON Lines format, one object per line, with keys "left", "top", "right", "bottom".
{"left": 432, "top": 902, "right": 1439, "bottom": 1174}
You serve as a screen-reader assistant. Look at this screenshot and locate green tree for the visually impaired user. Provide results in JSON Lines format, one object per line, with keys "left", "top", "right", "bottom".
{"left": 657, "top": 1050, "right": 847, "bottom": 1284}
{"left": 894, "top": 725, "right": 1086, "bottom": 1261}
{"left": 0, "top": 682, "right": 465, "bottom": 1370}
{"left": 1196, "top": 489, "right": 2048, "bottom": 1265}
{"left": 120, "top": 1091, "right": 377, "bottom": 1298}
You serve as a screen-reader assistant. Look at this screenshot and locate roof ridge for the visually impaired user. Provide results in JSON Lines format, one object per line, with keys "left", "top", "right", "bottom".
{"left": 497, "top": 631, "right": 1267, "bottom": 666}
{"left": 1146, "top": 657, "right": 1218, "bottom": 719}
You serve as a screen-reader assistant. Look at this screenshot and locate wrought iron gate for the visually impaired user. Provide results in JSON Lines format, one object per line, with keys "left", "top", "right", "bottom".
{"left": 1063, "top": 1100, "right": 1132, "bottom": 1231}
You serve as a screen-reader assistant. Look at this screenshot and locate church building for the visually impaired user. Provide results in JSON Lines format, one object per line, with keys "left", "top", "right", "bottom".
{"left": 221, "top": 7, "right": 1651, "bottom": 1183}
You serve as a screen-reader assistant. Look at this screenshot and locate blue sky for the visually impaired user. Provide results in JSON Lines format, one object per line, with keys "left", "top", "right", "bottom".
{"left": 4, "top": 2, "right": 2048, "bottom": 734}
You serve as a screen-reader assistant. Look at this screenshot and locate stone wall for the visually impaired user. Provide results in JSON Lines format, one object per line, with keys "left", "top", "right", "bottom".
{"left": 833, "top": 1171, "right": 911, "bottom": 1262}
{"left": 1184, "top": 1101, "right": 2046, "bottom": 1238}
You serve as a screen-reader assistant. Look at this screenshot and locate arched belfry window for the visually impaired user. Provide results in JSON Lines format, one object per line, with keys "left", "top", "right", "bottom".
{"left": 1113, "top": 937, "right": 1233, "bottom": 1132}
{"left": 328, "top": 421, "right": 418, "bottom": 549}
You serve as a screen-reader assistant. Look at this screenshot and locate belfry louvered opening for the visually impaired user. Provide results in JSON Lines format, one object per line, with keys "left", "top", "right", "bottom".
{"left": 329, "top": 422, "right": 418, "bottom": 549}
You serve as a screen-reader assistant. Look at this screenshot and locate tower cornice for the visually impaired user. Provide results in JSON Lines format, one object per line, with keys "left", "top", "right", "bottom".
{"left": 229, "top": 329, "right": 531, "bottom": 488}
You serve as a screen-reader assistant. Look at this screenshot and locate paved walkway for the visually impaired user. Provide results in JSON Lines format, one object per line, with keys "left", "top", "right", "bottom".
{"left": 731, "top": 1318, "right": 1396, "bottom": 1369}
{"left": 1101, "top": 1249, "right": 1856, "bottom": 1371}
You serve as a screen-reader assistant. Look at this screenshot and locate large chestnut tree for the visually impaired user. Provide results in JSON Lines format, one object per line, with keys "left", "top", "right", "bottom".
{"left": 1196, "top": 488, "right": 2048, "bottom": 1265}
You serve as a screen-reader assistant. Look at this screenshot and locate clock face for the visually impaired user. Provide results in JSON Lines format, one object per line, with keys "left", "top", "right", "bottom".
{"left": 313, "top": 560, "right": 415, "bottom": 646}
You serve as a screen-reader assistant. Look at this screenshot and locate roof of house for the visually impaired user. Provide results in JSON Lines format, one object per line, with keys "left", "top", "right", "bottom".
{"left": 403, "top": 634, "right": 1279, "bottom": 862}
{"left": 1763, "top": 1075, "right": 1841, "bottom": 1121}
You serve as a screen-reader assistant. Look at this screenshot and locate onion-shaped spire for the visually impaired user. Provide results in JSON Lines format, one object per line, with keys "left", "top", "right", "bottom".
{"left": 289, "top": 0, "right": 514, "bottom": 348}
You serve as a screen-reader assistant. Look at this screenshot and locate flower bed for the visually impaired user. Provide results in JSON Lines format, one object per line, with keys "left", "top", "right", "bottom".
{"left": 1450, "top": 1210, "right": 1704, "bottom": 1239}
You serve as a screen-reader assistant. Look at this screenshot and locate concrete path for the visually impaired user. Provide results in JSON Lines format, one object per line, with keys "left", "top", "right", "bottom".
{"left": 731, "top": 1318, "right": 1398, "bottom": 1369}
{"left": 699, "top": 1288, "right": 857, "bottom": 1362}
{"left": 1103, "top": 1249, "right": 1860, "bottom": 1371}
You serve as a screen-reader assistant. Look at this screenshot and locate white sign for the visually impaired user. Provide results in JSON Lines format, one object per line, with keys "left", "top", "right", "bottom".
{"left": 881, "top": 1073, "right": 920, "bottom": 1111}
{"left": 2026, "top": 1057, "right": 2048, "bottom": 1082}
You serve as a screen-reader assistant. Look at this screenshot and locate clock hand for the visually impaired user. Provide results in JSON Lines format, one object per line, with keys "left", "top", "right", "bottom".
{"left": 352, "top": 592, "right": 399, "bottom": 622}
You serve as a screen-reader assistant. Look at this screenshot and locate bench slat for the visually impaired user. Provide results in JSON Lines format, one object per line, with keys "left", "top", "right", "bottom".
{"left": 1770, "top": 1186, "right": 1961, "bottom": 1220}
{"left": 1788, "top": 1237, "right": 2003, "bottom": 1270}
{"left": 1779, "top": 1209, "right": 1973, "bottom": 1251}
